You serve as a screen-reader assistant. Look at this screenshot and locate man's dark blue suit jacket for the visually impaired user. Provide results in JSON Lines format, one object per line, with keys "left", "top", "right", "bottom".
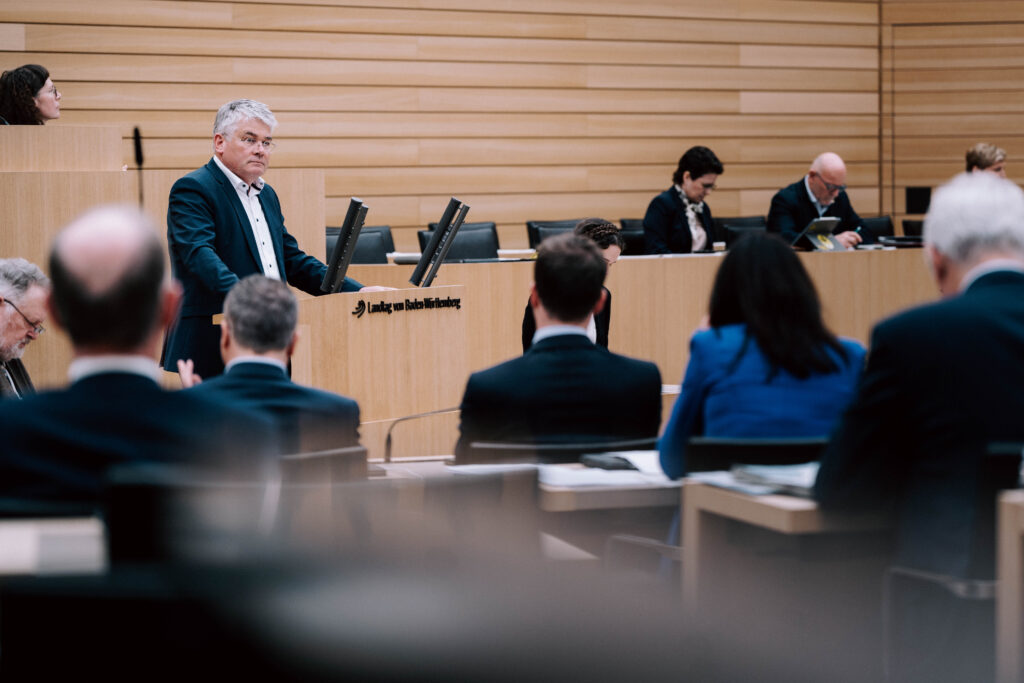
{"left": 766, "top": 177, "right": 862, "bottom": 245}
{"left": 815, "top": 270, "right": 1024, "bottom": 578}
{"left": 188, "top": 361, "right": 360, "bottom": 454}
{"left": 455, "top": 334, "right": 662, "bottom": 461}
{"left": 164, "top": 159, "right": 361, "bottom": 377}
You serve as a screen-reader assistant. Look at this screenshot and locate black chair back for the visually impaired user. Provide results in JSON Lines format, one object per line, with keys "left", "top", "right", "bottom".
{"left": 460, "top": 437, "right": 658, "bottom": 465}
{"left": 713, "top": 215, "right": 767, "bottom": 245}
{"left": 619, "top": 218, "right": 644, "bottom": 231}
{"left": 416, "top": 227, "right": 499, "bottom": 261}
{"left": 526, "top": 219, "right": 583, "bottom": 248}
{"left": 860, "top": 215, "right": 895, "bottom": 240}
{"left": 685, "top": 437, "right": 827, "bottom": 473}
{"left": 326, "top": 225, "right": 394, "bottom": 262}
{"left": 902, "top": 219, "right": 924, "bottom": 237}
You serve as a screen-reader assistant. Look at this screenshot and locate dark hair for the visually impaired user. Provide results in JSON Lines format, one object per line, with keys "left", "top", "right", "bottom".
{"left": 0, "top": 64, "right": 49, "bottom": 125}
{"left": 534, "top": 233, "right": 606, "bottom": 323}
{"left": 707, "top": 232, "right": 847, "bottom": 379}
{"left": 672, "top": 146, "right": 723, "bottom": 186}
{"left": 224, "top": 275, "right": 297, "bottom": 352}
{"left": 49, "top": 228, "right": 165, "bottom": 350}
{"left": 574, "top": 218, "right": 624, "bottom": 251}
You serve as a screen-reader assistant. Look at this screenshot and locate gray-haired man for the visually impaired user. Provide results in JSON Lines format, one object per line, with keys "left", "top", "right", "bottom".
{"left": 0, "top": 258, "right": 48, "bottom": 398}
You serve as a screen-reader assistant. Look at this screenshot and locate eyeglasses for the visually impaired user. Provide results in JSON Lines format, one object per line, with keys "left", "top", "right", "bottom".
{"left": 238, "top": 135, "right": 276, "bottom": 152}
{"left": 700, "top": 182, "right": 717, "bottom": 191}
{"left": 4, "top": 300, "right": 44, "bottom": 336}
{"left": 813, "top": 173, "right": 846, "bottom": 193}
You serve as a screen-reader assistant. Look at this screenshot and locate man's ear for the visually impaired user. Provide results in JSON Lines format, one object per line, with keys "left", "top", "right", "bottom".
{"left": 219, "top": 322, "right": 231, "bottom": 353}
{"left": 159, "top": 280, "right": 183, "bottom": 330}
{"left": 592, "top": 288, "right": 608, "bottom": 316}
{"left": 528, "top": 283, "right": 540, "bottom": 310}
{"left": 213, "top": 133, "right": 226, "bottom": 156}
{"left": 286, "top": 330, "right": 299, "bottom": 358}
{"left": 44, "top": 292, "right": 63, "bottom": 331}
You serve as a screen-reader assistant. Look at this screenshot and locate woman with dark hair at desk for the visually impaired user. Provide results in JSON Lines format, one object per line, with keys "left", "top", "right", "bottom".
{"left": 522, "top": 218, "right": 623, "bottom": 352}
{"left": 659, "top": 232, "right": 865, "bottom": 479}
{"left": 0, "top": 64, "right": 60, "bottom": 125}
{"left": 643, "top": 145, "right": 723, "bottom": 254}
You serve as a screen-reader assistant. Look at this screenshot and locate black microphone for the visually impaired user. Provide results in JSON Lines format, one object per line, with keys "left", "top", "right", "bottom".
{"left": 133, "top": 126, "right": 144, "bottom": 207}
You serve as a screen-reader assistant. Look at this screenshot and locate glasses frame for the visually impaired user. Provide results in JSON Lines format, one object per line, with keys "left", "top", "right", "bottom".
{"left": 238, "top": 134, "right": 276, "bottom": 152}
{"left": 4, "top": 299, "right": 45, "bottom": 336}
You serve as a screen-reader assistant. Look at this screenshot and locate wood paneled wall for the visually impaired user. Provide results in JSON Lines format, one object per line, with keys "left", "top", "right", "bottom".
{"left": 882, "top": 1, "right": 1024, "bottom": 229}
{"left": 1, "top": 0, "right": 879, "bottom": 252}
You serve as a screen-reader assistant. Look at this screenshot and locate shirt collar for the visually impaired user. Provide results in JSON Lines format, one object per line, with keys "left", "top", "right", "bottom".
{"left": 532, "top": 324, "right": 591, "bottom": 345}
{"left": 213, "top": 155, "right": 264, "bottom": 194}
{"left": 225, "top": 356, "right": 288, "bottom": 373}
{"left": 804, "top": 174, "right": 831, "bottom": 212}
{"left": 68, "top": 355, "right": 163, "bottom": 384}
{"left": 959, "top": 259, "right": 1024, "bottom": 292}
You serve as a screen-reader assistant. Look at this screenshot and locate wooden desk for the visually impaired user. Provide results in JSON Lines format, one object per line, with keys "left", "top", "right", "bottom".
{"left": 682, "top": 482, "right": 891, "bottom": 682}
{"left": 0, "top": 518, "right": 105, "bottom": 575}
{"left": 997, "top": 489, "right": 1024, "bottom": 683}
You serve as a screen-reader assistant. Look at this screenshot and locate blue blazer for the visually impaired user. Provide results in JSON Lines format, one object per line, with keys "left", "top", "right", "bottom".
{"left": 816, "top": 270, "right": 1024, "bottom": 578}
{"left": 189, "top": 361, "right": 360, "bottom": 454}
{"left": 766, "top": 177, "right": 863, "bottom": 246}
{"left": 643, "top": 187, "right": 715, "bottom": 254}
{"left": 0, "top": 372, "right": 275, "bottom": 513}
{"left": 659, "top": 324, "right": 865, "bottom": 479}
{"left": 164, "top": 159, "right": 362, "bottom": 377}
{"left": 455, "top": 334, "right": 662, "bottom": 461}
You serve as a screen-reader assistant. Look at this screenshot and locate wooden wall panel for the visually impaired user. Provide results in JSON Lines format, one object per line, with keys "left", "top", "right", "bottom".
{"left": 882, "top": 1, "right": 1024, "bottom": 231}
{"left": 1, "top": 1, "right": 878, "bottom": 249}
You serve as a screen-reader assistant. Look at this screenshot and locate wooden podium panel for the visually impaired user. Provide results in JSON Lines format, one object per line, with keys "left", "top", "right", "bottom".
{"left": 291, "top": 286, "right": 467, "bottom": 460}
{"left": 0, "top": 125, "right": 122, "bottom": 172}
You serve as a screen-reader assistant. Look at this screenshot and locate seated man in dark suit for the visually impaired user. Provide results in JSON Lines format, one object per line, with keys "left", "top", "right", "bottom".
{"left": 455, "top": 233, "right": 662, "bottom": 460}
{"left": 164, "top": 98, "right": 387, "bottom": 380}
{"left": 0, "top": 205, "right": 275, "bottom": 514}
{"left": 181, "top": 274, "right": 360, "bottom": 453}
{"left": 815, "top": 171, "right": 1024, "bottom": 681}
{"left": 766, "top": 152, "right": 864, "bottom": 248}
{"left": 0, "top": 258, "right": 49, "bottom": 399}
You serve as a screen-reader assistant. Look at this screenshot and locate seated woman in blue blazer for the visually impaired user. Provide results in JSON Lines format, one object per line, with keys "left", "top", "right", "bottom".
{"left": 659, "top": 232, "right": 865, "bottom": 479}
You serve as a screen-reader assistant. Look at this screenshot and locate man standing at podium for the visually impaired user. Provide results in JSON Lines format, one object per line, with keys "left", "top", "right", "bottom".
{"left": 454, "top": 233, "right": 662, "bottom": 460}
{"left": 164, "top": 99, "right": 366, "bottom": 379}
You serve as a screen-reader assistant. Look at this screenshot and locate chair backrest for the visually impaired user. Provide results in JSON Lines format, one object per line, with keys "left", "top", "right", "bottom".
{"left": 428, "top": 220, "right": 496, "bottom": 235}
{"left": 713, "top": 216, "right": 767, "bottom": 246}
{"left": 685, "top": 437, "right": 827, "bottom": 473}
{"left": 326, "top": 225, "right": 394, "bottom": 262}
{"left": 350, "top": 231, "right": 389, "bottom": 264}
{"left": 616, "top": 219, "right": 647, "bottom": 255}
{"left": 902, "top": 219, "right": 924, "bottom": 237}
{"left": 416, "top": 227, "right": 499, "bottom": 261}
{"left": 619, "top": 218, "right": 644, "bottom": 231}
{"left": 724, "top": 225, "right": 767, "bottom": 249}
{"left": 526, "top": 219, "right": 582, "bottom": 248}
{"left": 860, "top": 215, "right": 895, "bottom": 239}
{"left": 460, "top": 437, "right": 659, "bottom": 465}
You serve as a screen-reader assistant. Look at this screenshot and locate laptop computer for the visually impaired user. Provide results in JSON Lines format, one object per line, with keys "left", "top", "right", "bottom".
{"left": 791, "top": 217, "right": 843, "bottom": 251}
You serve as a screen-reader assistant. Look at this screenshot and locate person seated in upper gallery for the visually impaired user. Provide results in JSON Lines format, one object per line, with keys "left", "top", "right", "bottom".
{"left": 643, "top": 146, "right": 723, "bottom": 254}
{"left": 455, "top": 233, "right": 661, "bottom": 460}
{"left": 658, "top": 232, "right": 865, "bottom": 479}
{"left": 0, "top": 64, "right": 60, "bottom": 125}
{"left": 179, "top": 274, "right": 360, "bottom": 454}
{"left": 521, "top": 218, "right": 623, "bottom": 352}
{"left": 0, "top": 204, "right": 275, "bottom": 514}
{"left": 814, "top": 171, "right": 1024, "bottom": 682}
{"left": 0, "top": 258, "right": 49, "bottom": 399}
{"left": 766, "top": 152, "right": 865, "bottom": 248}
{"left": 965, "top": 141, "right": 1007, "bottom": 178}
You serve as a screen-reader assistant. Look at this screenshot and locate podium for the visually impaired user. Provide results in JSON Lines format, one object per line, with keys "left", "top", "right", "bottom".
{"left": 291, "top": 285, "right": 467, "bottom": 460}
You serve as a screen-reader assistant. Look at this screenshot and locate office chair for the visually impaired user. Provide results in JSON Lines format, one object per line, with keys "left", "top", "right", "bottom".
{"left": 617, "top": 219, "right": 647, "bottom": 255}
{"left": 459, "top": 437, "right": 658, "bottom": 465}
{"left": 526, "top": 219, "right": 582, "bottom": 249}
{"left": 416, "top": 226, "right": 499, "bottom": 261}
{"left": 902, "top": 219, "right": 924, "bottom": 237}
{"left": 860, "top": 215, "right": 895, "bottom": 240}
{"left": 325, "top": 225, "right": 394, "bottom": 262}
{"left": 713, "top": 215, "right": 767, "bottom": 245}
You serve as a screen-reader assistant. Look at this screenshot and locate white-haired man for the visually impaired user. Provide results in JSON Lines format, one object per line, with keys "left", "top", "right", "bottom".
{"left": 815, "top": 171, "right": 1024, "bottom": 681}
{"left": 164, "top": 99, "right": 373, "bottom": 379}
{"left": 0, "top": 258, "right": 49, "bottom": 398}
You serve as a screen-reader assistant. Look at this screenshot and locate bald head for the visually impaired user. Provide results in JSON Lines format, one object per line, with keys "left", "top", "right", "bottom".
{"left": 808, "top": 152, "right": 848, "bottom": 206}
{"left": 49, "top": 205, "right": 170, "bottom": 353}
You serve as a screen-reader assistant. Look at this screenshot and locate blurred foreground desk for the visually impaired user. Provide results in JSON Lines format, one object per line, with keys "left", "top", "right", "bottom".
{"left": 682, "top": 483, "right": 891, "bottom": 682}
{"left": 0, "top": 518, "right": 105, "bottom": 575}
{"left": 998, "top": 490, "right": 1024, "bottom": 683}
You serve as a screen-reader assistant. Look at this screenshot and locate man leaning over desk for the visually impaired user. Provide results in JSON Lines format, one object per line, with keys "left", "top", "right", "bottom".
{"left": 766, "top": 152, "right": 864, "bottom": 249}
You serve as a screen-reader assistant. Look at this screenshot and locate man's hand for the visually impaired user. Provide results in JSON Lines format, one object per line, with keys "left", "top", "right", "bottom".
{"left": 835, "top": 230, "right": 863, "bottom": 249}
{"left": 177, "top": 359, "right": 203, "bottom": 388}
